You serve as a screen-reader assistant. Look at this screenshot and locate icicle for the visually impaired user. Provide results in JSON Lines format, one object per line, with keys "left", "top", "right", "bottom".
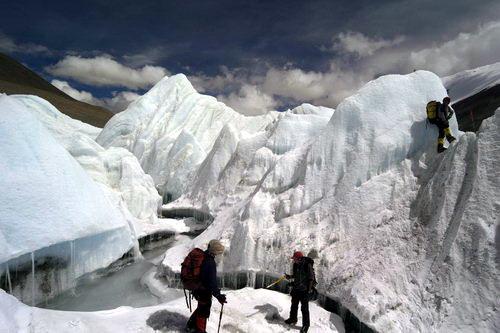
{"left": 31, "top": 252, "right": 35, "bottom": 306}
{"left": 70, "top": 240, "right": 76, "bottom": 289}
{"left": 6, "top": 262, "right": 12, "bottom": 294}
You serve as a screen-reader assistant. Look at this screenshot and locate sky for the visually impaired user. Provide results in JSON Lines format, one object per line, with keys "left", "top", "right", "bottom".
{"left": 1, "top": 0, "right": 500, "bottom": 114}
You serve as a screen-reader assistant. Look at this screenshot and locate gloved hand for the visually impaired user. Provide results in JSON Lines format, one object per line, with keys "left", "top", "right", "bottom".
{"left": 284, "top": 273, "right": 292, "bottom": 279}
{"left": 308, "top": 286, "right": 318, "bottom": 298}
{"left": 216, "top": 294, "right": 227, "bottom": 304}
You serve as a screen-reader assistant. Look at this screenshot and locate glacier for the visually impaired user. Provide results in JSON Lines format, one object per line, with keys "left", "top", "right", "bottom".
{"left": 0, "top": 65, "right": 498, "bottom": 333}
{"left": 94, "top": 70, "right": 497, "bottom": 332}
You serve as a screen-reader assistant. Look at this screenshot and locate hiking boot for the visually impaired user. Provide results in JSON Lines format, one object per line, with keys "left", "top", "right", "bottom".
{"left": 446, "top": 135, "right": 456, "bottom": 143}
{"left": 300, "top": 326, "right": 309, "bottom": 333}
{"left": 437, "top": 144, "right": 447, "bottom": 153}
{"left": 285, "top": 318, "right": 297, "bottom": 325}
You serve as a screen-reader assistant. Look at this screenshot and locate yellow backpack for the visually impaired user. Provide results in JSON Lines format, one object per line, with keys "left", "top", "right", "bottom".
{"left": 426, "top": 101, "right": 440, "bottom": 123}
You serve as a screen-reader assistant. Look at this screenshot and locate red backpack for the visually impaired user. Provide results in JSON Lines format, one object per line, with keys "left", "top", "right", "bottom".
{"left": 180, "top": 248, "right": 206, "bottom": 290}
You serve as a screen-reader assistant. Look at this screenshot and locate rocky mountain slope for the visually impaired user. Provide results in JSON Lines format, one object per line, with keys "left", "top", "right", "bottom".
{"left": 0, "top": 52, "right": 112, "bottom": 127}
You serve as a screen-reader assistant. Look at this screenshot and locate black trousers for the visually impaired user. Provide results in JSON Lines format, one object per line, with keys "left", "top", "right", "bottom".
{"left": 289, "top": 289, "right": 310, "bottom": 327}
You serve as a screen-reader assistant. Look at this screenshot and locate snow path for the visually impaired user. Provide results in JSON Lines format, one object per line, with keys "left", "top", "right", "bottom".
{"left": 0, "top": 288, "right": 339, "bottom": 333}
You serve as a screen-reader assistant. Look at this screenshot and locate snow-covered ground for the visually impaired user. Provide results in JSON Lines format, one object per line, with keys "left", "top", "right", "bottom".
{"left": 0, "top": 288, "right": 340, "bottom": 333}
{"left": 442, "top": 61, "right": 500, "bottom": 102}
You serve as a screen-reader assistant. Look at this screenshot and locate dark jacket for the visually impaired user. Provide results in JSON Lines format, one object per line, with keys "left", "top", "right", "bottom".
{"left": 290, "top": 257, "right": 316, "bottom": 293}
{"left": 200, "top": 250, "right": 221, "bottom": 297}
{"left": 437, "top": 104, "right": 454, "bottom": 123}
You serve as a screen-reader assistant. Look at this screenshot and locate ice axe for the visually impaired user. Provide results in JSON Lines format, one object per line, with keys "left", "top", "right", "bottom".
{"left": 265, "top": 275, "right": 286, "bottom": 289}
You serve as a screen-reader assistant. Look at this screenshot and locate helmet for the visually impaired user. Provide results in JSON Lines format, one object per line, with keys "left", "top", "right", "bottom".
{"left": 291, "top": 251, "right": 303, "bottom": 260}
{"left": 443, "top": 96, "right": 451, "bottom": 104}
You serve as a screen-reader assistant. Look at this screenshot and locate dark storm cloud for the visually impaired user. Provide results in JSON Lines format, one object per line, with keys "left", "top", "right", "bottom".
{"left": 1, "top": 0, "right": 499, "bottom": 114}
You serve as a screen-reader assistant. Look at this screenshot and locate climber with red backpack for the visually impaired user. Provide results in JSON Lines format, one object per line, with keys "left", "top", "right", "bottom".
{"left": 426, "top": 96, "right": 457, "bottom": 153}
{"left": 182, "top": 239, "right": 227, "bottom": 333}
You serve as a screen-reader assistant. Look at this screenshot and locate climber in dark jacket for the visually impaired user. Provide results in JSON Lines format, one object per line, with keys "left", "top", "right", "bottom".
{"left": 284, "top": 251, "right": 316, "bottom": 333}
{"left": 435, "top": 96, "right": 456, "bottom": 153}
{"left": 186, "top": 240, "right": 227, "bottom": 333}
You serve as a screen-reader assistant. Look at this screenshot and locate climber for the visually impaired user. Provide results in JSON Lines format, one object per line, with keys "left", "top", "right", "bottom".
{"left": 284, "top": 251, "right": 317, "bottom": 333}
{"left": 427, "top": 96, "right": 457, "bottom": 153}
{"left": 184, "top": 239, "right": 227, "bottom": 333}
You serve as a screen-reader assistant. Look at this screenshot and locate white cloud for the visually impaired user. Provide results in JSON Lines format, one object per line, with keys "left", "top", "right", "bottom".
{"left": 188, "top": 66, "right": 246, "bottom": 93}
{"left": 332, "top": 31, "right": 405, "bottom": 57}
{"left": 256, "top": 21, "right": 500, "bottom": 108}
{"left": 103, "top": 91, "right": 141, "bottom": 112}
{"left": 51, "top": 79, "right": 140, "bottom": 113}
{"left": 45, "top": 55, "right": 169, "bottom": 89}
{"left": 218, "top": 84, "right": 278, "bottom": 116}
{"left": 0, "top": 32, "right": 50, "bottom": 55}
{"left": 262, "top": 68, "right": 328, "bottom": 101}
{"left": 407, "top": 21, "right": 500, "bottom": 76}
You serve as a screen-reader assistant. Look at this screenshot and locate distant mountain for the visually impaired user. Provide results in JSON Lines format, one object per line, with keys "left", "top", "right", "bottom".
{"left": 0, "top": 53, "right": 112, "bottom": 127}
{"left": 442, "top": 62, "right": 500, "bottom": 131}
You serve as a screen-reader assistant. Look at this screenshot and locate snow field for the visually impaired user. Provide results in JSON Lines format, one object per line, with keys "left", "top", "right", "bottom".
{"left": 0, "top": 288, "right": 340, "bottom": 333}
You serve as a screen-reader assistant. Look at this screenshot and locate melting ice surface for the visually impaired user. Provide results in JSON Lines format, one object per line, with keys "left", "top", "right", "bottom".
{"left": 41, "top": 247, "right": 168, "bottom": 311}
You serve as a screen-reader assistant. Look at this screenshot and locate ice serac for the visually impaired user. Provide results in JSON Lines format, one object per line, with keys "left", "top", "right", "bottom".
{"left": 167, "top": 101, "right": 334, "bottom": 213}
{"left": 0, "top": 95, "right": 135, "bottom": 302}
{"left": 96, "top": 74, "right": 277, "bottom": 201}
{"left": 12, "top": 94, "right": 162, "bottom": 230}
{"left": 162, "top": 71, "right": 498, "bottom": 332}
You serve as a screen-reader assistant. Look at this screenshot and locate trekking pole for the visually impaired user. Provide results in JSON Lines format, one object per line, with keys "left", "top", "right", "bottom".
{"left": 189, "top": 291, "right": 192, "bottom": 312}
{"left": 184, "top": 289, "right": 191, "bottom": 311}
{"left": 265, "top": 275, "right": 286, "bottom": 289}
{"left": 217, "top": 303, "right": 224, "bottom": 333}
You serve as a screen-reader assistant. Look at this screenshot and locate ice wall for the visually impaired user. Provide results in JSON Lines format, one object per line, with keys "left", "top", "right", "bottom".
{"left": 12, "top": 95, "right": 162, "bottom": 229}
{"left": 0, "top": 95, "right": 142, "bottom": 304}
{"left": 0, "top": 95, "right": 134, "bottom": 264}
{"left": 160, "top": 72, "right": 498, "bottom": 332}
